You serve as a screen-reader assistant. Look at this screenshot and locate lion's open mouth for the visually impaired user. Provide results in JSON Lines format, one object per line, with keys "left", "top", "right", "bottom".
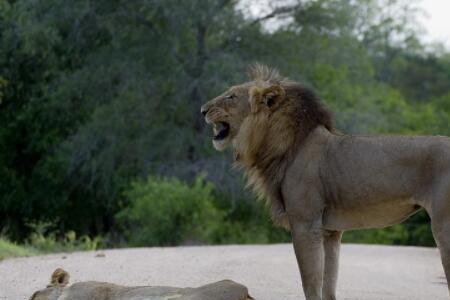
{"left": 213, "top": 122, "right": 230, "bottom": 141}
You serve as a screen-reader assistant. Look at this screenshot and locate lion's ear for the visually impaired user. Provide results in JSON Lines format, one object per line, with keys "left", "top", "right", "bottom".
{"left": 249, "top": 85, "right": 285, "bottom": 113}
{"left": 49, "top": 268, "right": 70, "bottom": 287}
{"left": 262, "top": 85, "right": 285, "bottom": 110}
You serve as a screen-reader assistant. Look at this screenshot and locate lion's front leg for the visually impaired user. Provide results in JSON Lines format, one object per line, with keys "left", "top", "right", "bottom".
{"left": 322, "top": 230, "right": 343, "bottom": 300}
{"left": 291, "top": 224, "right": 325, "bottom": 300}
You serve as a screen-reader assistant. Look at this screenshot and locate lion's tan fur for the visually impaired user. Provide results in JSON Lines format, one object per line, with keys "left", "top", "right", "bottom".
{"left": 30, "top": 269, "right": 253, "bottom": 300}
{"left": 48, "top": 268, "right": 69, "bottom": 287}
{"left": 232, "top": 72, "right": 333, "bottom": 229}
{"left": 201, "top": 64, "right": 450, "bottom": 299}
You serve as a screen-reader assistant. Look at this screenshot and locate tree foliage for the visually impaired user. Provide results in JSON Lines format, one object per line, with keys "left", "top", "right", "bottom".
{"left": 1, "top": 0, "right": 449, "bottom": 245}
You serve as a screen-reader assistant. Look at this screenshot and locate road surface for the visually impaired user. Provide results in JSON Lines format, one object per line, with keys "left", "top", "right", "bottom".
{"left": 0, "top": 244, "right": 447, "bottom": 300}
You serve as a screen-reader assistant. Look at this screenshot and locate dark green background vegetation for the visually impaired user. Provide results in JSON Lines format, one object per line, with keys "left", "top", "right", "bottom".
{"left": 1, "top": 0, "right": 449, "bottom": 250}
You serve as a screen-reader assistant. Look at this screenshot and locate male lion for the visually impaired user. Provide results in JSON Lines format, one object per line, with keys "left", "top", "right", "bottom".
{"left": 200, "top": 65, "right": 450, "bottom": 300}
{"left": 30, "top": 268, "right": 254, "bottom": 300}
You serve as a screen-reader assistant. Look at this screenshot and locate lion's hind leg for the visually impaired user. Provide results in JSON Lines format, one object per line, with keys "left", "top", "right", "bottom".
{"left": 429, "top": 192, "right": 450, "bottom": 295}
{"left": 431, "top": 218, "right": 450, "bottom": 295}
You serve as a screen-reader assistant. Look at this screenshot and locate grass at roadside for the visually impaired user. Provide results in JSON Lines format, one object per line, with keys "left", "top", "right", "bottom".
{"left": 0, "top": 238, "right": 38, "bottom": 260}
{"left": 0, "top": 223, "right": 103, "bottom": 261}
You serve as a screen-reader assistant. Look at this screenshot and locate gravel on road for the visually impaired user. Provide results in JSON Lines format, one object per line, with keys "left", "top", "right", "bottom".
{"left": 0, "top": 244, "right": 447, "bottom": 300}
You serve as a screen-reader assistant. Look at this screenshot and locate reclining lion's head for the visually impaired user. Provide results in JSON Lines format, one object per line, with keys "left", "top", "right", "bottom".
{"left": 29, "top": 268, "right": 69, "bottom": 300}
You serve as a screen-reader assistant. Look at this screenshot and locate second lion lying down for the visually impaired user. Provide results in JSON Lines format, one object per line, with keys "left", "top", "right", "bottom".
{"left": 30, "top": 268, "right": 254, "bottom": 300}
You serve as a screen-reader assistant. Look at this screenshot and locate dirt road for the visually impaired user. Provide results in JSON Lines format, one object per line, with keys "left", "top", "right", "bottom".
{"left": 0, "top": 244, "right": 447, "bottom": 300}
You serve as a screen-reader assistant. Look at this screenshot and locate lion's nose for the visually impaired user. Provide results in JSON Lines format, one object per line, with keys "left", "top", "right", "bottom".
{"left": 201, "top": 107, "right": 208, "bottom": 116}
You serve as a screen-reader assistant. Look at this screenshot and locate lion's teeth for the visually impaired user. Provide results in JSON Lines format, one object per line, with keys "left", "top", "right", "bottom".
{"left": 216, "top": 123, "right": 225, "bottom": 131}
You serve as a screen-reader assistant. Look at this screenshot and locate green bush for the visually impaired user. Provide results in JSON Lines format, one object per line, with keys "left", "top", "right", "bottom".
{"left": 211, "top": 193, "right": 291, "bottom": 245}
{"left": 116, "top": 176, "right": 224, "bottom": 246}
{"left": 342, "top": 211, "right": 435, "bottom": 247}
{"left": 343, "top": 225, "right": 410, "bottom": 245}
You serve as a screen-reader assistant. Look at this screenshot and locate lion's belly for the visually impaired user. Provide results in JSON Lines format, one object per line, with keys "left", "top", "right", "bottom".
{"left": 322, "top": 200, "right": 420, "bottom": 231}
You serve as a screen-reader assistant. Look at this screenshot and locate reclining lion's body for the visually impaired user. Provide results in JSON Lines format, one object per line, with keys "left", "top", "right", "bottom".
{"left": 36, "top": 281, "right": 249, "bottom": 300}
{"left": 30, "top": 269, "right": 253, "bottom": 300}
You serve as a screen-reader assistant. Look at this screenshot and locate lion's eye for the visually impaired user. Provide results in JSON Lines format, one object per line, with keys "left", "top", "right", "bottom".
{"left": 225, "top": 94, "right": 235, "bottom": 100}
